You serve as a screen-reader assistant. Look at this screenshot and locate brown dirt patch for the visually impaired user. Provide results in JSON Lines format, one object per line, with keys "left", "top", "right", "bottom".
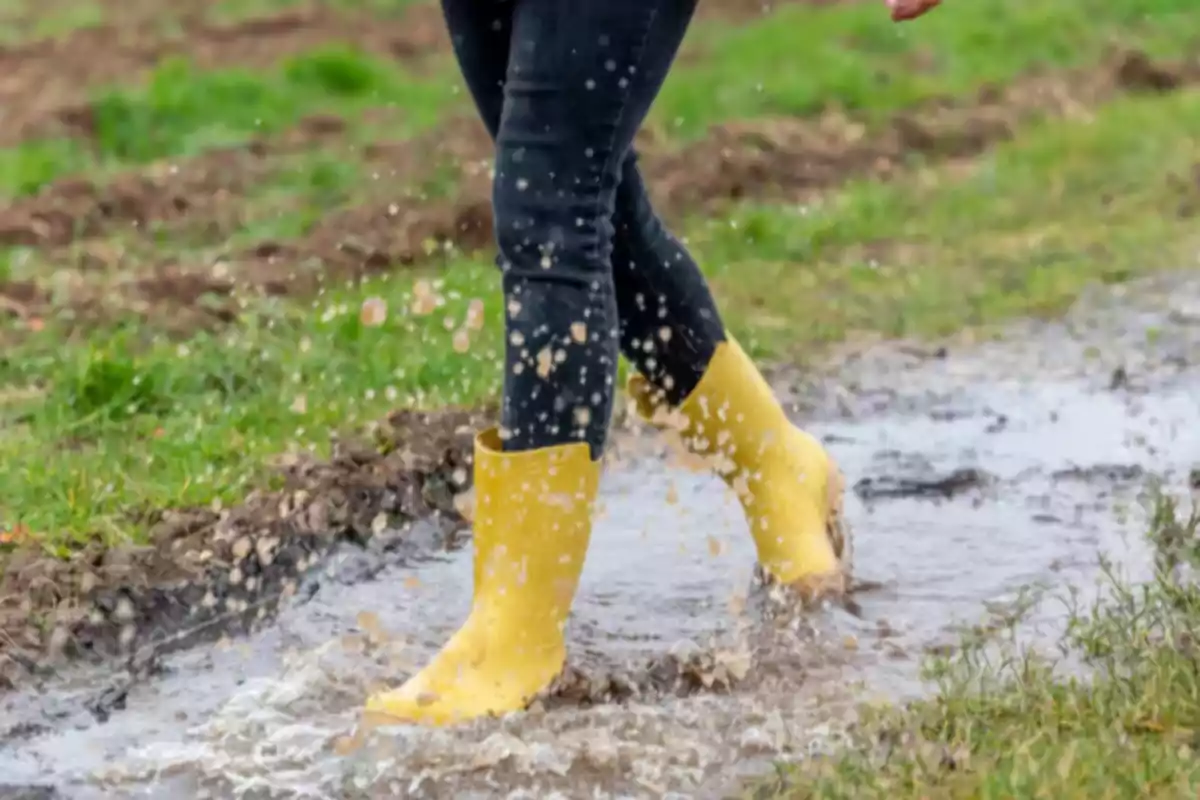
{"left": 241, "top": 116, "right": 497, "bottom": 294}
{"left": 0, "top": 406, "right": 492, "bottom": 691}
{"left": 0, "top": 0, "right": 868, "bottom": 149}
{"left": 0, "top": 3, "right": 450, "bottom": 147}
{"left": 0, "top": 114, "right": 498, "bottom": 332}
{"left": 0, "top": 116, "right": 495, "bottom": 332}
{"left": 245, "top": 48, "right": 1200, "bottom": 287}
{"left": 647, "top": 49, "right": 1200, "bottom": 214}
{"left": 0, "top": 147, "right": 270, "bottom": 248}
{"left": 0, "top": 48, "right": 1195, "bottom": 337}
{"left": 0, "top": 279, "right": 49, "bottom": 321}
{"left": 0, "top": 0, "right": 859, "bottom": 149}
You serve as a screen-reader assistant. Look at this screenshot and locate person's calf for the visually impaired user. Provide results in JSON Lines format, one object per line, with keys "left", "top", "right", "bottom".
{"left": 610, "top": 153, "right": 726, "bottom": 406}
{"left": 627, "top": 336, "right": 848, "bottom": 600}
{"left": 497, "top": 273, "right": 619, "bottom": 458}
{"left": 490, "top": 138, "right": 621, "bottom": 458}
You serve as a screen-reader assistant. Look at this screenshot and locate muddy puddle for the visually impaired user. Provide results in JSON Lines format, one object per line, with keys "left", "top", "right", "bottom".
{"left": 4, "top": 273, "right": 1200, "bottom": 798}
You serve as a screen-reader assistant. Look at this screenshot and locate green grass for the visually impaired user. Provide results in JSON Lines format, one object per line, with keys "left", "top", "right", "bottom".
{"left": 3, "top": 0, "right": 1199, "bottom": 201}
{"left": 185, "top": 150, "right": 376, "bottom": 247}
{"left": 0, "top": 0, "right": 418, "bottom": 47}
{"left": 657, "top": 0, "right": 1200, "bottom": 137}
{"left": 0, "top": 0, "right": 104, "bottom": 45}
{"left": 754, "top": 494, "right": 1200, "bottom": 799}
{"left": 0, "top": 268, "right": 505, "bottom": 551}
{"left": 0, "top": 47, "right": 459, "bottom": 197}
{"left": 691, "top": 88, "right": 1200, "bottom": 357}
{"left": 208, "top": 0, "right": 423, "bottom": 22}
{"left": 2, "top": 84, "right": 1199, "bottom": 550}
{"left": 4, "top": 0, "right": 1193, "bottom": 265}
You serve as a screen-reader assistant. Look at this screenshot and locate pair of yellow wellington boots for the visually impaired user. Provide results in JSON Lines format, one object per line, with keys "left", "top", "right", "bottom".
{"left": 363, "top": 337, "right": 845, "bottom": 727}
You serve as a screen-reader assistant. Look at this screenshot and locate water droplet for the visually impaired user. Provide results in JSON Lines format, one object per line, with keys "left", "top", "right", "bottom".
{"left": 466, "top": 299, "right": 486, "bottom": 330}
{"left": 536, "top": 348, "right": 554, "bottom": 378}
{"left": 360, "top": 297, "right": 387, "bottom": 326}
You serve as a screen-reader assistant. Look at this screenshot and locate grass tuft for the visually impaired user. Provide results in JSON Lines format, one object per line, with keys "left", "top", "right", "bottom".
{"left": 0, "top": 49, "right": 457, "bottom": 196}
{"left": 61, "top": 350, "right": 173, "bottom": 423}
{"left": 756, "top": 493, "right": 1200, "bottom": 799}
{"left": 283, "top": 45, "right": 390, "bottom": 96}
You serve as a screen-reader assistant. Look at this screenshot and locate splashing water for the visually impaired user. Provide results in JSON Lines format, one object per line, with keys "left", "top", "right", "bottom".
{"left": 5, "top": 274, "right": 1200, "bottom": 798}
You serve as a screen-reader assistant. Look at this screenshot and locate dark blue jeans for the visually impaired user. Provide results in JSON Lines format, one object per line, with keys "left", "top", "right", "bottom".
{"left": 441, "top": 0, "right": 726, "bottom": 458}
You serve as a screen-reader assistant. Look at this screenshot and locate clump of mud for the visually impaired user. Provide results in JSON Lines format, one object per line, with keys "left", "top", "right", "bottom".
{"left": 0, "top": 407, "right": 492, "bottom": 692}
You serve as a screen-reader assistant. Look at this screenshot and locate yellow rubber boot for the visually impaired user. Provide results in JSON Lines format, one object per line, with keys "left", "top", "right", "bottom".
{"left": 628, "top": 338, "right": 846, "bottom": 597}
{"left": 363, "top": 427, "right": 600, "bottom": 726}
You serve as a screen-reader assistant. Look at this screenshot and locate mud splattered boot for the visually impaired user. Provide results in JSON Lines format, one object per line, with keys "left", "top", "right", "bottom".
{"left": 363, "top": 428, "right": 600, "bottom": 726}
{"left": 628, "top": 337, "right": 847, "bottom": 600}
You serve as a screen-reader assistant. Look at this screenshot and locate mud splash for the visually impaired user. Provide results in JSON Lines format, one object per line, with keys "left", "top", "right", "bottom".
{"left": 0, "top": 408, "right": 486, "bottom": 689}
{"left": 4, "top": 273, "right": 1198, "bottom": 797}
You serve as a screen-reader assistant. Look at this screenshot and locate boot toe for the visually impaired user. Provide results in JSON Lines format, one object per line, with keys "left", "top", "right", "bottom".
{"left": 363, "top": 673, "right": 502, "bottom": 727}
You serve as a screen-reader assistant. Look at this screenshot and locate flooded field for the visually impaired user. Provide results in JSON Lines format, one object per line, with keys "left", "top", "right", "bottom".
{"left": 5, "top": 273, "right": 1197, "bottom": 798}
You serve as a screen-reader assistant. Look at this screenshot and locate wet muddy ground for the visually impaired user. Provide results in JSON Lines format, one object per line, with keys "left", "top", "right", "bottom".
{"left": 4, "top": 272, "right": 1198, "bottom": 798}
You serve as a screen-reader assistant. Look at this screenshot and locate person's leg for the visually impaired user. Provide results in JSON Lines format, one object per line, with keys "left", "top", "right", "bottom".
{"left": 490, "top": 0, "right": 700, "bottom": 458}
{"left": 610, "top": 151, "right": 725, "bottom": 403}
{"left": 438, "top": 0, "right": 510, "bottom": 138}
{"left": 609, "top": 133, "right": 846, "bottom": 599}
{"left": 436, "top": 0, "right": 723, "bottom": 416}
{"left": 366, "top": 0, "right": 701, "bottom": 727}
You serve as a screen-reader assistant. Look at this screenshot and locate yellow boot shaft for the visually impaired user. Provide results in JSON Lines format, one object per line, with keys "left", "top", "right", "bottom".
{"left": 629, "top": 338, "right": 845, "bottom": 590}
{"left": 469, "top": 428, "right": 599, "bottom": 651}
{"left": 364, "top": 428, "right": 599, "bottom": 726}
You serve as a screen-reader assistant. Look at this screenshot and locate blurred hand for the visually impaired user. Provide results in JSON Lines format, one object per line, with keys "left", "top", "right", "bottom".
{"left": 888, "top": 0, "right": 941, "bottom": 21}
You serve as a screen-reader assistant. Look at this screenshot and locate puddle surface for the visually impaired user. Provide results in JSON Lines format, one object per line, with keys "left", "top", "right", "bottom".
{"left": 4, "top": 275, "right": 1200, "bottom": 798}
